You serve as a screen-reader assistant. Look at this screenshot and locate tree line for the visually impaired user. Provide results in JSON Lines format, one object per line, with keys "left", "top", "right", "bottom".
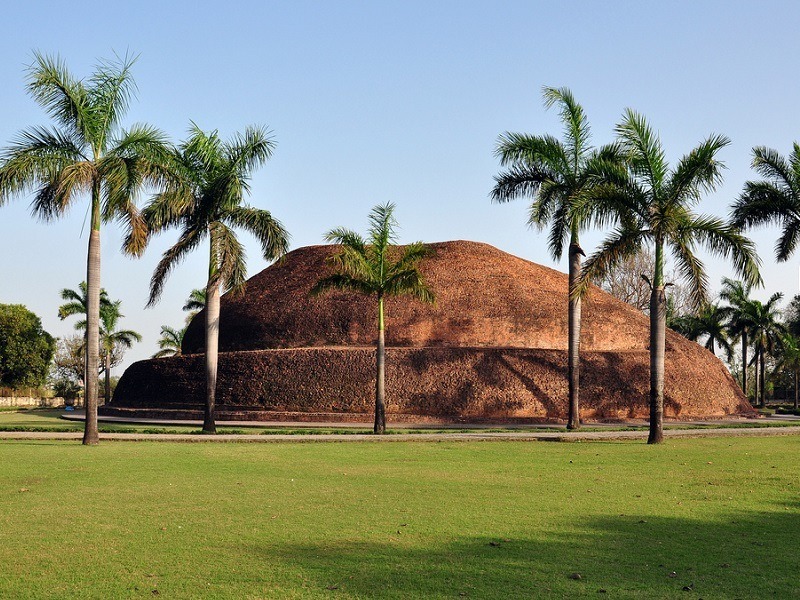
{"left": 0, "top": 57, "right": 797, "bottom": 445}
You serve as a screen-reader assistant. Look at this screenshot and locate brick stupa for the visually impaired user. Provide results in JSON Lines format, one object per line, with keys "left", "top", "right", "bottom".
{"left": 106, "top": 241, "right": 753, "bottom": 423}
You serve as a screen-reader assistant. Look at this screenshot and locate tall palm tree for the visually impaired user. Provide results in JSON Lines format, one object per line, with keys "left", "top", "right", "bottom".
{"left": 127, "top": 124, "right": 289, "bottom": 433}
{"left": 746, "top": 293, "right": 785, "bottom": 407}
{"left": 670, "top": 303, "right": 733, "bottom": 360}
{"left": 0, "top": 53, "right": 168, "bottom": 444}
{"left": 776, "top": 333, "right": 800, "bottom": 409}
{"left": 719, "top": 277, "right": 757, "bottom": 397}
{"left": 311, "top": 202, "right": 434, "bottom": 434}
{"left": 98, "top": 300, "right": 141, "bottom": 404}
{"left": 153, "top": 325, "right": 185, "bottom": 358}
{"left": 579, "top": 110, "right": 761, "bottom": 444}
{"left": 490, "top": 86, "right": 619, "bottom": 430}
{"left": 731, "top": 143, "right": 800, "bottom": 261}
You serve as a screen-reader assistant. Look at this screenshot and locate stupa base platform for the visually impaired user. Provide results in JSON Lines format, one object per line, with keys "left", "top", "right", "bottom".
{"left": 107, "top": 346, "right": 754, "bottom": 422}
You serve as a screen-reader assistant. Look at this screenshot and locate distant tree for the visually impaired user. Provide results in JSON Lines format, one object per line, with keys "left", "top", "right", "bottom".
{"left": 719, "top": 277, "right": 758, "bottom": 397}
{"left": 97, "top": 300, "right": 141, "bottom": 404}
{"left": 580, "top": 110, "right": 761, "bottom": 443}
{"left": 182, "top": 289, "right": 206, "bottom": 323}
{"left": 491, "top": 87, "right": 620, "bottom": 430}
{"left": 128, "top": 124, "right": 289, "bottom": 433}
{"left": 51, "top": 335, "right": 86, "bottom": 386}
{"left": 598, "top": 247, "right": 653, "bottom": 313}
{"left": 153, "top": 325, "right": 185, "bottom": 358}
{"left": 311, "top": 202, "right": 434, "bottom": 434}
{"left": 747, "top": 293, "right": 786, "bottom": 407}
{"left": 775, "top": 333, "right": 800, "bottom": 409}
{"left": 0, "top": 304, "right": 56, "bottom": 389}
{"left": 670, "top": 303, "right": 733, "bottom": 360}
{"left": 58, "top": 281, "right": 112, "bottom": 385}
{"left": 0, "top": 53, "right": 170, "bottom": 444}
{"left": 783, "top": 294, "right": 800, "bottom": 337}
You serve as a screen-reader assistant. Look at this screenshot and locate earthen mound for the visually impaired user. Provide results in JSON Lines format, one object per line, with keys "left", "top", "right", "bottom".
{"left": 109, "top": 241, "right": 753, "bottom": 423}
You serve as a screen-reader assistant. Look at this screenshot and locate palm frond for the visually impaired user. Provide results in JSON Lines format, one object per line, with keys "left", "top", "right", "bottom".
{"left": 310, "top": 273, "right": 377, "bottom": 297}
{"left": 615, "top": 108, "right": 667, "bottom": 192}
{"left": 668, "top": 134, "right": 730, "bottom": 206}
{"left": 578, "top": 226, "right": 647, "bottom": 298}
{"left": 683, "top": 215, "right": 762, "bottom": 289}
{"left": 87, "top": 52, "right": 138, "bottom": 150}
{"left": 542, "top": 86, "right": 591, "bottom": 173}
{"left": 0, "top": 126, "right": 86, "bottom": 205}
{"left": 148, "top": 226, "right": 204, "bottom": 307}
{"left": 211, "top": 222, "right": 248, "bottom": 295}
{"left": 383, "top": 268, "right": 434, "bottom": 303}
{"left": 225, "top": 206, "right": 289, "bottom": 261}
{"left": 26, "top": 52, "right": 91, "bottom": 145}
{"left": 731, "top": 180, "right": 796, "bottom": 231}
{"left": 226, "top": 125, "right": 275, "bottom": 174}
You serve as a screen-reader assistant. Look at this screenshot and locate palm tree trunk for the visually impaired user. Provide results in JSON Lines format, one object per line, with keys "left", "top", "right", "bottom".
{"left": 794, "top": 370, "right": 798, "bottom": 410}
{"left": 204, "top": 281, "right": 220, "bottom": 434}
{"left": 741, "top": 332, "right": 748, "bottom": 397}
{"left": 374, "top": 295, "right": 386, "bottom": 434}
{"left": 83, "top": 188, "right": 101, "bottom": 446}
{"left": 566, "top": 240, "right": 583, "bottom": 430}
{"left": 648, "top": 284, "right": 666, "bottom": 444}
{"left": 753, "top": 348, "right": 759, "bottom": 406}
{"left": 104, "top": 352, "right": 111, "bottom": 405}
{"left": 759, "top": 345, "right": 766, "bottom": 408}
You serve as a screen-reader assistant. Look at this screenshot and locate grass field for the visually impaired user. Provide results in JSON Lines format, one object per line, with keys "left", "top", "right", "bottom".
{"left": 0, "top": 437, "right": 798, "bottom": 598}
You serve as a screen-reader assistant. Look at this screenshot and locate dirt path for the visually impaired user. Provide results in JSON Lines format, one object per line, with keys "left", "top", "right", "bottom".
{"left": 3, "top": 426, "right": 800, "bottom": 443}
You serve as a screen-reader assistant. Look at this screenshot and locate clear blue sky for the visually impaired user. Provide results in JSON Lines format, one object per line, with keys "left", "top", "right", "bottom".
{"left": 1, "top": 1, "right": 799, "bottom": 370}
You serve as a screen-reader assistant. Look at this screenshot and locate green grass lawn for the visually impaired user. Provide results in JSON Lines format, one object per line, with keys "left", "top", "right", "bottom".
{"left": 0, "top": 437, "right": 797, "bottom": 598}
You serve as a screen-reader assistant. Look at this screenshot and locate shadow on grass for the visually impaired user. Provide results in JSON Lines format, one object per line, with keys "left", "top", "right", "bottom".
{"left": 248, "top": 503, "right": 798, "bottom": 598}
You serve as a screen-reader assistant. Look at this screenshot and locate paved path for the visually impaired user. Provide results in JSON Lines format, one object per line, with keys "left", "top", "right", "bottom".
{"left": 3, "top": 426, "right": 800, "bottom": 443}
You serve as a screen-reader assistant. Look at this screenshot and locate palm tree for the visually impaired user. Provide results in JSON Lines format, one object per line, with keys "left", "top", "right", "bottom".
{"left": 182, "top": 288, "right": 206, "bottom": 323}
{"left": 0, "top": 53, "right": 169, "bottom": 445}
{"left": 490, "top": 87, "right": 619, "bottom": 430}
{"left": 58, "top": 281, "right": 113, "bottom": 396}
{"left": 153, "top": 325, "right": 185, "bottom": 358}
{"left": 579, "top": 109, "right": 761, "bottom": 444}
{"left": 731, "top": 143, "right": 800, "bottom": 262}
{"left": 127, "top": 124, "right": 289, "bottom": 433}
{"left": 747, "top": 293, "right": 785, "bottom": 407}
{"left": 311, "top": 202, "right": 434, "bottom": 434}
{"left": 98, "top": 300, "right": 141, "bottom": 404}
{"left": 776, "top": 333, "right": 800, "bottom": 409}
{"left": 58, "top": 282, "right": 112, "bottom": 327}
{"left": 719, "top": 277, "right": 757, "bottom": 397}
{"left": 670, "top": 303, "right": 733, "bottom": 360}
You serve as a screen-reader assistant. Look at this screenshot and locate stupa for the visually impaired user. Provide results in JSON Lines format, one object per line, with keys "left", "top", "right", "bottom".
{"left": 106, "top": 241, "right": 753, "bottom": 423}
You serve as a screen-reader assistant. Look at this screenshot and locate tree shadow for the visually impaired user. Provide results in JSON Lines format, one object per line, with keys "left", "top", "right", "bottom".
{"left": 242, "top": 501, "right": 799, "bottom": 598}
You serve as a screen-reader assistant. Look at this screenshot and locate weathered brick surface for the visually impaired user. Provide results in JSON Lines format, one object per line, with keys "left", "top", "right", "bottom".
{"left": 109, "top": 241, "right": 752, "bottom": 422}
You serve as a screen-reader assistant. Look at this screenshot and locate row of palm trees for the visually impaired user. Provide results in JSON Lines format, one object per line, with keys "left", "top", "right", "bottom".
{"left": 491, "top": 87, "right": 800, "bottom": 443}
{"left": 671, "top": 278, "right": 800, "bottom": 409}
{"left": 1, "top": 53, "right": 798, "bottom": 444}
{"left": 0, "top": 54, "right": 287, "bottom": 443}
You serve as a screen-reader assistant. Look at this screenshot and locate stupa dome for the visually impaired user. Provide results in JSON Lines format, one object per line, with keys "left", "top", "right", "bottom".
{"left": 108, "top": 241, "right": 752, "bottom": 423}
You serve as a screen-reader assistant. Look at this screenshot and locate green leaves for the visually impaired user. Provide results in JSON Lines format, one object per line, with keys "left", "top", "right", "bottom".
{"left": 312, "top": 203, "right": 434, "bottom": 308}
{"left": 139, "top": 124, "right": 288, "bottom": 305}
{"left": 733, "top": 144, "right": 800, "bottom": 263}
